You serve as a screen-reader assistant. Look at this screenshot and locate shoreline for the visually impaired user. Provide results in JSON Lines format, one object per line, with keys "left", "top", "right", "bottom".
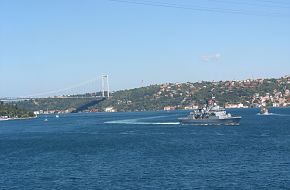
{"left": 0, "top": 116, "right": 37, "bottom": 122}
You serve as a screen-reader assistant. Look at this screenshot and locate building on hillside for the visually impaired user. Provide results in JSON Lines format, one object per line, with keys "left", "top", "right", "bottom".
{"left": 184, "top": 104, "right": 199, "bottom": 110}
{"left": 163, "top": 106, "right": 176, "bottom": 111}
{"left": 105, "top": 107, "right": 117, "bottom": 112}
{"left": 33, "top": 111, "right": 40, "bottom": 115}
{"left": 225, "top": 103, "right": 245, "bottom": 108}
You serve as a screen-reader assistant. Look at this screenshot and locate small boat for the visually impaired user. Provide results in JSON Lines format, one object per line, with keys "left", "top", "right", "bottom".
{"left": 55, "top": 115, "right": 59, "bottom": 118}
{"left": 259, "top": 106, "right": 270, "bottom": 115}
{"left": 0, "top": 118, "right": 10, "bottom": 121}
{"left": 0, "top": 116, "right": 10, "bottom": 121}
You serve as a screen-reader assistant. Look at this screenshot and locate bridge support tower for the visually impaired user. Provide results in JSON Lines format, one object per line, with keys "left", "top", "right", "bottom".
{"left": 101, "top": 75, "right": 110, "bottom": 98}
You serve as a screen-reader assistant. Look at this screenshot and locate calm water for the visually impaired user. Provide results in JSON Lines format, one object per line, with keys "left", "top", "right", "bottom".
{"left": 0, "top": 108, "right": 290, "bottom": 189}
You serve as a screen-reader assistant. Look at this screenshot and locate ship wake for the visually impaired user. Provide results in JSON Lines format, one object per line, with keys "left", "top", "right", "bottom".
{"left": 104, "top": 116, "right": 180, "bottom": 125}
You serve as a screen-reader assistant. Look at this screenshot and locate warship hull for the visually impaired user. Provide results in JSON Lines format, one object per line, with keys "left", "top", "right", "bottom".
{"left": 179, "top": 117, "right": 241, "bottom": 126}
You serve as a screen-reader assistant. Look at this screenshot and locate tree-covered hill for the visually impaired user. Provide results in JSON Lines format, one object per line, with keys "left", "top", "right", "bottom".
{"left": 14, "top": 98, "right": 98, "bottom": 112}
{"left": 10, "top": 75, "right": 290, "bottom": 112}
{"left": 96, "top": 76, "right": 290, "bottom": 111}
{"left": 0, "top": 102, "right": 35, "bottom": 118}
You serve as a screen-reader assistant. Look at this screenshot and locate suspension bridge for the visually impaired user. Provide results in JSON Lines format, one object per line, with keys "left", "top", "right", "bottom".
{"left": 0, "top": 75, "right": 111, "bottom": 113}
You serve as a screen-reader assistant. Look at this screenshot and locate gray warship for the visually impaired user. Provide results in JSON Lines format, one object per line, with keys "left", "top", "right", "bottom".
{"left": 179, "top": 98, "right": 242, "bottom": 125}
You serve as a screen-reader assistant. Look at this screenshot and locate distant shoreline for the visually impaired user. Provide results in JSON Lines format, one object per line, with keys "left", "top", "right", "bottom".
{"left": 0, "top": 116, "right": 37, "bottom": 122}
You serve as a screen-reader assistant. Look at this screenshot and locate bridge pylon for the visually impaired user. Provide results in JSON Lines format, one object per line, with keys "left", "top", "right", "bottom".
{"left": 101, "top": 75, "right": 110, "bottom": 98}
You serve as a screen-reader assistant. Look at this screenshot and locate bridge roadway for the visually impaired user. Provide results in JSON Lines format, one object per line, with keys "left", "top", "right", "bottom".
{"left": 0, "top": 96, "right": 104, "bottom": 102}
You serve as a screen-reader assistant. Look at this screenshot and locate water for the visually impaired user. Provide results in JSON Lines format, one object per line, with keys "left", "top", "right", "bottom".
{"left": 0, "top": 108, "right": 290, "bottom": 189}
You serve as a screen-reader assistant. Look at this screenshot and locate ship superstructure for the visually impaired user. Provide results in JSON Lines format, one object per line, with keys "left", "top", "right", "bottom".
{"left": 179, "top": 98, "right": 241, "bottom": 125}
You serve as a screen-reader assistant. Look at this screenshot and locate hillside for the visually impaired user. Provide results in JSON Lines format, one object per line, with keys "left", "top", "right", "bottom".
{"left": 14, "top": 97, "right": 99, "bottom": 112}
{"left": 13, "top": 75, "right": 290, "bottom": 112}
{"left": 96, "top": 76, "right": 290, "bottom": 112}
{"left": 0, "top": 102, "right": 35, "bottom": 119}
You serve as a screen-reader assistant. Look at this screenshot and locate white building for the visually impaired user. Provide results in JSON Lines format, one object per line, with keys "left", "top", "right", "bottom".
{"left": 225, "top": 103, "right": 245, "bottom": 108}
{"left": 163, "top": 106, "right": 175, "bottom": 111}
{"left": 105, "top": 107, "right": 117, "bottom": 112}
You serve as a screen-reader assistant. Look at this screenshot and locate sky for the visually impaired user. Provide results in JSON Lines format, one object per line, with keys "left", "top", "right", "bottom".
{"left": 0, "top": 0, "right": 290, "bottom": 97}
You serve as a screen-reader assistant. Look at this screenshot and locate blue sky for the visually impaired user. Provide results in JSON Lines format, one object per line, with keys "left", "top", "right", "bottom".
{"left": 0, "top": 0, "right": 290, "bottom": 97}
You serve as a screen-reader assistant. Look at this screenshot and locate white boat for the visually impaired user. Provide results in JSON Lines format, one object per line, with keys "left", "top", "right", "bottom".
{"left": 259, "top": 106, "right": 270, "bottom": 115}
{"left": 0, "top": 116, "right": 10, "bottom": 121}
{"left": 0, "top": 118, "right": 10, "bottom": 121}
